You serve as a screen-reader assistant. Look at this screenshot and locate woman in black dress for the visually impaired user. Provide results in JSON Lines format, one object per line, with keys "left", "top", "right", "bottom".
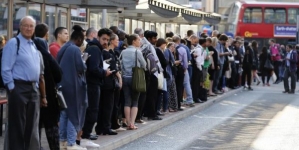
{"left": 207, "top": 37, "right": 218, "bottom": 96}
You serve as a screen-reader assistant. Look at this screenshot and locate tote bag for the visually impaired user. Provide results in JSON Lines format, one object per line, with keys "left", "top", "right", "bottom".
{"left": 132, "top": 50, "right": 146, "bottom": 92}
{"left": 264, "top": 59, "right": 274, "bottom": 70}
{"left": 157, "top": 72, "right": 164, "bottom": 90}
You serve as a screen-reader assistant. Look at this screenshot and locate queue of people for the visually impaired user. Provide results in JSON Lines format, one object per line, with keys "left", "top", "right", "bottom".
{"left": 0, "top": 15, "right": 298, "bottom": 150}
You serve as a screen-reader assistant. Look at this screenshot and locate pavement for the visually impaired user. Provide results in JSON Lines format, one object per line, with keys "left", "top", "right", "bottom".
{"left": 1, "top": 81, "right": 296, "bottom": 150}
{"left": 116, "top": 82, "right": 299, "bottom": 150}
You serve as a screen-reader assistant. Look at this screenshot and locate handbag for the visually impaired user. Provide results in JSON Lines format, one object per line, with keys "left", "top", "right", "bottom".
{"left": 162, "top": 78, "right": 167, "bottom": 91}
{"left": 57, "top": 86, "right": 67, "bottom": 110}
{"left": 132, "top": 50, "right": 146, "bottom": 92}
{"left": 157, "top": 72, "right": 164, "bottom": 90}
{"left": 264, "top": 59, "right": 274, "bottom": 70}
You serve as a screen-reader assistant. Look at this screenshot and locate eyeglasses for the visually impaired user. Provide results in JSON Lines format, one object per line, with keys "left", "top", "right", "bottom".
{"left": 21, "top": 24, "right": 35, "bottom": 29}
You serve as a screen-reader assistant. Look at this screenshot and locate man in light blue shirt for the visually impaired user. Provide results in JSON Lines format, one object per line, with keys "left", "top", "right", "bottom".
{"left": 2, "top": 16, "right": 42, "bottom": 150}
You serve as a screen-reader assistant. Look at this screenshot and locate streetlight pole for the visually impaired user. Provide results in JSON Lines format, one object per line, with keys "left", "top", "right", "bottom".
{"left": 297, "top": 15, "right": 299, "bottom": 44}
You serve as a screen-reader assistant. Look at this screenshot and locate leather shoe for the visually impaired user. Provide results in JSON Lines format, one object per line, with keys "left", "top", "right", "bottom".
{"left": 102, "top": 129, "right": 118, "bottom": 135}
{"left": 148, "top": 116, "right": 162, "bottom": 120}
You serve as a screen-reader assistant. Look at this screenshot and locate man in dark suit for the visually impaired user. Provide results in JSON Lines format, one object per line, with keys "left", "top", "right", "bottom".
{"left": 283, "top": 45, "right": 297, "bottom": 94}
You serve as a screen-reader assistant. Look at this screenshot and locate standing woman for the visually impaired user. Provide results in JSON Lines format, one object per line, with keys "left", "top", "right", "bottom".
{"left": 251, "top": 41, "right": 261, "bottom": 85}
{"left": 120, "top": 34, "right": 146, "bottom": 130}
{"left": 207, "top": 37, "right": 218, "bottom": 96}
{"left": 241, "top": 42, "right": 254, "bottom": 90}
{"left": 259, "top": 47, "right": 272, "bottom": 86}
{"left": 156, "top": 38, "right": 169, "bottom": 114}
{"left": 57, "top": 25, "right": 88, "bottom": 150}
{"left": 164, "top": 42, "right": 179, "bottom": 112}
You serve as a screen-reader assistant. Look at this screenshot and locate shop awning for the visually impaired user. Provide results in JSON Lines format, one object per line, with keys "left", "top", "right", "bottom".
{"left": 181, "top": 9, "right": 205, "bottom": 24}
{"left": 148, "top": 0, "right": 182, "bottom": 18}
{"left": 204, "top": 13, "right": 221, "bottom": 25}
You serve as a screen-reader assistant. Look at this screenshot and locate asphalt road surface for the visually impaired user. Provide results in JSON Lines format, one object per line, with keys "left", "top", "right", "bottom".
{"left": 117, "top": 83, "right": 299, "bottom": 150}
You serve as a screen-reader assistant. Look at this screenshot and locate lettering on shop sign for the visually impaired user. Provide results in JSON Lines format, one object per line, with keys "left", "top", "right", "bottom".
{"left": 244, "top": 31, "right": 258, "bottom": 37}
{"left": 274, "top": 25, "right": 296, "bottom": 37}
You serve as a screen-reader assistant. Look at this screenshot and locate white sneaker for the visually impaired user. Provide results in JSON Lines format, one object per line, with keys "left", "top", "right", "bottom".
{"left": 80, "top": 139, "right": 100, "bottom": 148}
{"left": 60, "top": 141, "right": 67, "bottom": 150}
{"left": 115, "top": 127, "right": 126, "bottom": 132}
{"left": 67, "top": 144, "right": 87, "bottom": 150}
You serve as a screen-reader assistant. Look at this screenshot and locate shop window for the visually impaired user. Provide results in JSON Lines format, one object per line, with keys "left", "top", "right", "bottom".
{"left": 243, "top": 8, "right": 262, "bottom": 23}
{"left": 107, "top": 13, "right": 118, "bottom": 29}
{"left": 45, "top": 5, "right": 55, "bottom": 43}
{"left": 71, "top": 8, "right": 86, "bottom": 22}
{"left": 13, "top": 2, "right": 27, "bottom": 34}
{"left": 28, "top": 3, "right": 41, "bottom": 24}
{"left": 90, "top": 12, "right": 102, "bottom": 30}
{"left": 264, "top": 8, "right": 286, "bottom": 23}
{"left": 0, "top": 0, "right": 7, "bottom": 36}
{"left": 57, "top": 7, "right": 67, "bottom": 28}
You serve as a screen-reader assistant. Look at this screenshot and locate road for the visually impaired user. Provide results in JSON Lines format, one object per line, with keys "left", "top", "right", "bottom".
{"left": 117, "top": 83, "right": 299, "bottom": 150}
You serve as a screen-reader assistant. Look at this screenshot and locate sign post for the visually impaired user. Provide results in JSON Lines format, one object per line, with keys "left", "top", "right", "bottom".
{"left": 297, "top": 15, "right": 299, "bottom": 44}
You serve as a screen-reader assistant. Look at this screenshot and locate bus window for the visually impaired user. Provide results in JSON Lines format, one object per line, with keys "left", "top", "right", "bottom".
{"left": 243, "top": 8, "right": 262, "bottom": 23}
{"left": 264, "top": 8, "right": 286, "bottom": 24}
{"left": 288, "top": 8, "right": 299, "bottom": 24}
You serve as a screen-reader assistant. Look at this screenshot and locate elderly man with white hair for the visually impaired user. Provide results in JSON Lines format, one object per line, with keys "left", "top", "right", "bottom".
{"left": 2, "top": 16, "right": 44, "bottom": 150}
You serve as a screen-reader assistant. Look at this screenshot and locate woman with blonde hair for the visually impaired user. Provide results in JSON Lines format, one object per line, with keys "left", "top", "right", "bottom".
{"left": 207, "top": 37, "right": 218, "bottom": 96}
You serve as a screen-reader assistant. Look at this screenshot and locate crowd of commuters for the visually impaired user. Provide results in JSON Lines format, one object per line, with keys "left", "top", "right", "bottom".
{"left": 1, "top": 15, "right": 298, "bottom": 150}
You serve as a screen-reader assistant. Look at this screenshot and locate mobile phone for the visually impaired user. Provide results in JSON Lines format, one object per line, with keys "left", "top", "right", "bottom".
{"left": 111, "top": 70, "right": 116, "bottom": 72}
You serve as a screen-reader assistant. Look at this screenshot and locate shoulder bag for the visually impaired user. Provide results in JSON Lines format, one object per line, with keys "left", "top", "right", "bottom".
{"left": 132, "top": 50, "right": 146, "bottom": 92}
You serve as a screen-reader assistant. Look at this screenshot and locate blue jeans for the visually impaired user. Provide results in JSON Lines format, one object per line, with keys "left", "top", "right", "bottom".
{"left": 183, "top": 71, "right": 194, "bottom": 104}
{"left": 157, "top": 89, "right": 169, "bottom": 112}
{"left": 59, "top": 111, "right": 77, "bottom": 146}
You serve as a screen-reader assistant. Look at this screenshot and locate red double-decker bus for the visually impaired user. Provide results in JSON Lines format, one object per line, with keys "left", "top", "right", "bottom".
{"left": 226, "top": 1, "right": 299, "bottom": 46}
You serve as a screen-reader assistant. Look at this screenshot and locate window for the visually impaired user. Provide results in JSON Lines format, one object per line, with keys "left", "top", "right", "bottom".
{"left": 0, "top": 0, "right": 7, "bottom": 36}
{"left": 288, "top": 8, "right": 299, "bottom": 24}
{"left": 243, "top": 8, "right": 262, "bottom": 23}
{"left": 28, "top": 4, "right": 41, "bottom": 24}
{"left": 264, "top": 8, "right": 286, "bottom": 23}
{"left": 57, "top": 7, "right": 67, "bottom": 27}
{"left": 13, "top": 2, "right": 27, "bottom": 35}
{"left": 45, "top": 5, "right": 55, "bottom": 43}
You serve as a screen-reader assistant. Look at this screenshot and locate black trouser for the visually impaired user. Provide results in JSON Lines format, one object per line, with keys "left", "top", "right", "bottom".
{"left": 6, "top": 80, "right": 40, "bottom": 150}
{"left": 82, "top": 84, "right": 100, "bottom": 138}
{"left": 284, "top": 67, "right": 296, "bottom": 92}
{"left": 39, "top": 121, "right": 59, "bottom": 150}
{"left": 191, "top": 66, "right": 201, "bottom": 100}
{"left": 144, "top": 74, "right": 158, "bottom": 118}
{"left": 96, "top": 89, "right": 115, "bottom": 132}
{"left": 111, "top": 89, "right": 121, "bottom": 129}
{"left": 242, "top": 65, "right": 252, "bottom": 87}
{"left": 261, "top": 69, "right": 271, "bottom": 84}
{"left": 229, "top": 63, "right": 237, "bottom": 88}
{"left": 297, "top": 68, "right": 299, "bottom": 81}
{"left": 274, "top": 61, "right": 282, "bottom": 81}
{"left": 136, "top": 72, "right": 149, "bottom": 120}
{"left": 175, "top": 66, "right": 185, "bottom": 109}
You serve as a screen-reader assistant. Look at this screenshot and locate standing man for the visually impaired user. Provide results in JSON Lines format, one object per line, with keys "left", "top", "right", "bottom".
{"left": 173, "top": 35, "right": 188, "bottom": 111}
{"left": 85, "top": 27, "right": 97, "bottom": 43}
{"left": 81, "top": 28, "right": 112, "bottom": 145}
{"left": 134, "top": 28, "right": 162, "bottom": 120}
{"left": 283, "top": 45, "right": 297, "bottom": 94}
{"left": 213, "top": 34, "right": 229, "bottom": 94}
{"left": 49, "top": 27, "right": 69, "bottom": 58}
{"left": 2, "top": 16, "right": 43, "bottom": 150}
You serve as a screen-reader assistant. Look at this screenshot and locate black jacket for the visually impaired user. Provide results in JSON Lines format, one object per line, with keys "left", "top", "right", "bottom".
{"left": 259, "top": 52, "right": 272, "bottom": 70}
{"left": 155, "top": 48, "right": 169, "bottom": 78}
{"left": 33, "top": 37, "right": 62, "bottom": 127}
{"left": 243, "top": 46, "right": 254, "bottom": 67}
{"left": 85, "top": 38, "right": 106, "bottom": 85}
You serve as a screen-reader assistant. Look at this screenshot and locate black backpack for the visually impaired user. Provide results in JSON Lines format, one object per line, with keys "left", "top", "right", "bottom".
{"left": 0, "top": 37, "right": 20, "bottom": 88}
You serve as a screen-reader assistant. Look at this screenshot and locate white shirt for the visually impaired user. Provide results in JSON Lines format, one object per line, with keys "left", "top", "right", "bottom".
{"left": 194, "top": 45, "right": 206, "bottom": 70}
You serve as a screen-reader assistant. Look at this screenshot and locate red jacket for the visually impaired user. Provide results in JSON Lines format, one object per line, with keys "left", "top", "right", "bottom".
{"left": 269, "top": 44, "right": 281, "bottom": 61}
